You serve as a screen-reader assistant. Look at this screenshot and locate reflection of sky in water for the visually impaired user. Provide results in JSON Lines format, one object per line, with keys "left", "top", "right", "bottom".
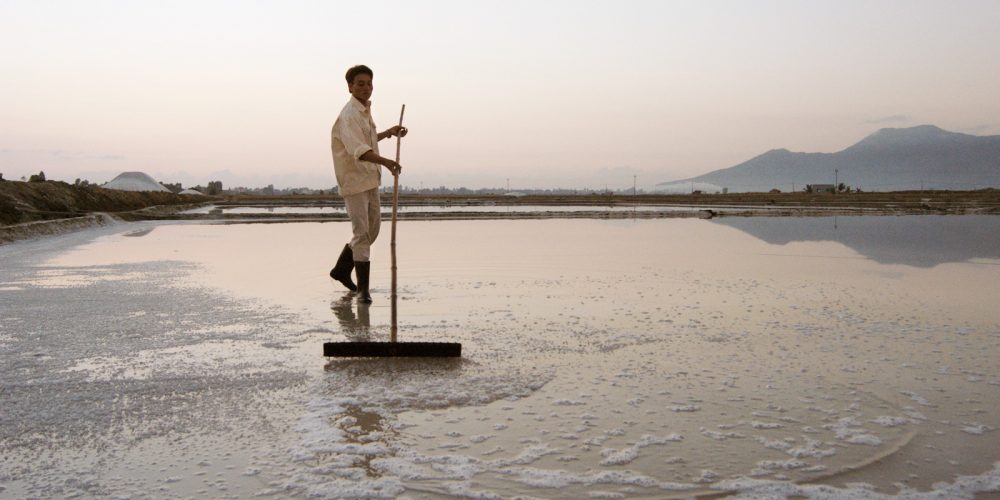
{"left": 3, "top": 217, "right": 1000, "bottom": 497}
{"left": 713, "top": 215, "right": 1000, "bottom": 267}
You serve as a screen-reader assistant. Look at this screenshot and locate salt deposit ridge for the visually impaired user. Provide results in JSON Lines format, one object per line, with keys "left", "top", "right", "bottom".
{"left": 1, "top": 217, "right": 999, "bottom": 498}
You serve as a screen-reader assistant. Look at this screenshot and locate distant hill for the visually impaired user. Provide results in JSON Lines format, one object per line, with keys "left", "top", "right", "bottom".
{"left": 0, "top": 180, "right": 201, "bottom": 226}
{"left": 658, "top": 125, "right": 1000, "bottom": 193}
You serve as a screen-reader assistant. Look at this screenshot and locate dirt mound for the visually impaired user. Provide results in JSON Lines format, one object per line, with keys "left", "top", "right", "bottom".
{"left": 0, "top": 180, "right": 207, "bottom": 226}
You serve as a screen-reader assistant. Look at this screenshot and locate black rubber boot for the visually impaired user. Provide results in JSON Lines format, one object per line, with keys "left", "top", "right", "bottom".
{"left": 355, "top": 261, "right": 372, "bottom": 303}
{"left": 329, "top": 244, "right": 357, "bottom": 291}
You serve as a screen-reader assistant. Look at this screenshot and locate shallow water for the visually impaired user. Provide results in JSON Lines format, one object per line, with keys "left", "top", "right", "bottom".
{"left": 181, "top": 203, "right": 800, "bottom": 215}
{"left": 2, "top": 216, "right": 999, "bottom": 498}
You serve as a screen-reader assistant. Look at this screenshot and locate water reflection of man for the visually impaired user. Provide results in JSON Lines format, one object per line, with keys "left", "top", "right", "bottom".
{"left": 328, "top": 64, "right": 407, "bottom": 303}
{"left": 331, "top": 294, "right": 370, "bottom": 341}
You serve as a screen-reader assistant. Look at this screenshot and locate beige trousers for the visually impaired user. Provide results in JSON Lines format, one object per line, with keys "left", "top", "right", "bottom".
{"left": 343, "top": 188, "right": 381, "bottom": 262}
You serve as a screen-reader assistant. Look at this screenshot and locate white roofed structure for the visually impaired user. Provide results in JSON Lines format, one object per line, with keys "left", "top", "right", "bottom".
{"left": 103, "top": 172, "right": 171, "bottom": 192}
{"left": 179, "top": 188, "right": 204, "bottom": 195}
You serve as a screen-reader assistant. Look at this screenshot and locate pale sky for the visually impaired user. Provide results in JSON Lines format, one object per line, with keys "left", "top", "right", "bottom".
{"left": 2, "top": 0, "right": 999, "bottom": 190}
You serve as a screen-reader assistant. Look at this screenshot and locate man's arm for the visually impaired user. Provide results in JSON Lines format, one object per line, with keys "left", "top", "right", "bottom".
{"left": 377, "top": 126, "right": 408, "bottom": 142}
{"left": 359, "top": 150, "right": 402, "bottom": 176}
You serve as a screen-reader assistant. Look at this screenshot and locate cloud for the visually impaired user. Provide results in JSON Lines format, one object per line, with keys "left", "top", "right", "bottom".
{"left": 864, "top": 115, "right": 912, "bottom": 125}
{"left": 52, "top": 150, "right": 125, "bottom": 161}
{"left": 959, "top": 124, "right": 998, "bottom": 135}
{"left": 0, "top": 149, "right": 125, "bottom": 162}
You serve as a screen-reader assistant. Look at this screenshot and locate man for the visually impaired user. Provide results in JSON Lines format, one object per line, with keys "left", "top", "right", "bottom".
{"left": 329, "top": 65, "right": 407, "bottom": 303}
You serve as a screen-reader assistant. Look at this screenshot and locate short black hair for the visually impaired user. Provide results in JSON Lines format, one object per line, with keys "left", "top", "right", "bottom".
{"left": 346, "top": 65, "right": 373, "bottom": 85}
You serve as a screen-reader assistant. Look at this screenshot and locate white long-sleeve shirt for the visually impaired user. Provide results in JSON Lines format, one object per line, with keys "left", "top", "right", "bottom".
{"left": 331, "top": 97, "right": 381, "bottom": 196}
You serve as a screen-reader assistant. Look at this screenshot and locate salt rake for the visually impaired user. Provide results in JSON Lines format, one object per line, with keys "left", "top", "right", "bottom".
{"left": 324, "top": 104, "right": 462, "bottom": 358}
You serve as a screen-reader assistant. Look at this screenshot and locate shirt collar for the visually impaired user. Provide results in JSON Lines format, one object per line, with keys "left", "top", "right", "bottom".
{"left": 349, "top": 96, "right": 372, "bottom": 113}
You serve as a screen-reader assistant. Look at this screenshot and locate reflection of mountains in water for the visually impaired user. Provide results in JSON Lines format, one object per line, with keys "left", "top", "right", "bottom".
{"left": 712, "top": 215, "right": 1000, "bottom": 267}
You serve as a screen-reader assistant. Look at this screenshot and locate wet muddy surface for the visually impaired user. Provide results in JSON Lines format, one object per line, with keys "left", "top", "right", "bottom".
{"left": 2, "top": 216, "right": 999, "bottom": 498}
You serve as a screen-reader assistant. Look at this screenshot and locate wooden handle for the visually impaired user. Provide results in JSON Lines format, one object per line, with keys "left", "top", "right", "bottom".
{"left": 395, "top": 105, "right": 405, "bottom": 165}
{"left": 390, "top": 104, "right": 404, "bottom": 343}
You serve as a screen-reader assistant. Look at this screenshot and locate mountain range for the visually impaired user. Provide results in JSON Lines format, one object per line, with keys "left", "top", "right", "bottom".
{"left": 658, "top": 125, "right": 1000, "bottom": 193}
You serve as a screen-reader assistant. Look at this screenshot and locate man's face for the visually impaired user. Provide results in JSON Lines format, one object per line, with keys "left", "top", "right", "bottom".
{"left": 349, "top": 74, "right": 373, "bottom": 104}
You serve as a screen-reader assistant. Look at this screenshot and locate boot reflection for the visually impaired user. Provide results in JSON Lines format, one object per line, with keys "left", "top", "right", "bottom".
{"left": 331, "top": 293, "right": 371, "bottom": 341}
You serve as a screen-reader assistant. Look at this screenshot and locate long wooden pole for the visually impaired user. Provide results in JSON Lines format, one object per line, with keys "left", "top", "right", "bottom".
{"left": 390, "top": 104, "right": 405, "bottom": 343}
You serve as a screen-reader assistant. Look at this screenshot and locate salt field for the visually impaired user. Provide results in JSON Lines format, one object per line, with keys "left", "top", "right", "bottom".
{"left": 2, "top": 216, "right": 1000, "bottom": 498}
